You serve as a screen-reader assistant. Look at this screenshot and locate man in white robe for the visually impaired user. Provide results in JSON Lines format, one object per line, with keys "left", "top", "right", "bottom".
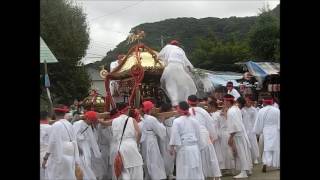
{"left": 224, "top": 94, "right": 253, "bottom": 178}
{"left": 158, "top": 40, "right": 197, "bottom": 106}
{"left": 140, "top": 101, "right": 167, "bottom": 180}
{"left": 253, "top": 97, "right": 280, "bottom": 172}
{"left": 226, "top": 82, "right": 241, "bottom": 100}
{"left": 91, "top": 122, "right": 108, "bottom": 180}
{"left": 96, "top": 123, "right": 113, "bottom": 180}
{"left": 42, "top": 106, "right": 80, "bottom": 180}
{"left": 73, "top": 111, "right": 102, "bottom": 180}
{"left": 99, "top": 103, "right": 143, "bottom": 180}
{"left": 170, "top": 101, "right": 204, "bottom": 180}
{"left": 241, "top": 96, "right": 260, "bottom": 164}
{"left": 40, "top": 112, "right": 52, "bottom": 180}
{"left": 110, "top": 54, "right": 125, "bottom": 104}
{"left": 188, "top": 95, "right": 221, "bottom": 180}
{"left": 213, "top": 105, "right": 237, "bottom": 175}
{"left": 100, "top": 108, "right": 121, "bottom": 180}
{"left": 158, "top": 103, "right": 175, "bottom": 180}
{"left": 207, "top": 100, "right": 227, "bottom": 171}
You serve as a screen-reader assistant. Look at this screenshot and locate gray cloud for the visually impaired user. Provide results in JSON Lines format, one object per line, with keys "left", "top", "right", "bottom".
{"left": 77, "top": 0, "right": 280, "bottom": 64}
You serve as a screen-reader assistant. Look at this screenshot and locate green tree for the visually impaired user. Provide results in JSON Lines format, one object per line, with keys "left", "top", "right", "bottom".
{"left": 40, "top": 0, "right": 91, "bottom": 105}
{"left": 191, "top": 33, "right": 251, "bottom": 71}
{"left": 248, "top": 6, "right": 280, "bottom": 61}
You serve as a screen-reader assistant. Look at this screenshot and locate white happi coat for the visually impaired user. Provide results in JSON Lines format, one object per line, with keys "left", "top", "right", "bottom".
{"left": 40, "top": 123, "right": 51, "bottom": 180}
{"left": 159, "top": 117, "right": 175, "bottom": 176}
{"left": 210, "top": 111, "right": 226, "bottom": 169}
{"left": 96, "top": 123, "right": 113, "bottom": 179}
{"left": 189, "top": 107, "right": 221, "bottom": 177}
{"left": 46, "top": 119, "right": 80, "bottom": 180}
{"left": 73, "top": 120, "right": 101, "bottom": 180}
{"left": 253, "top": 105, "right": 280, "bottom": 168}
{"left": 111, "top": 114, "right": 144, "bottom": 180}
{"left": 170, "top": 115, "right": 204, "bottom": 180}
{"left": 227, "top": 106, "right": 252, "bottom": 171}
{"left": 158, "top": 44, "right": 197, "bottom": 106}
{"left": 241, "top": 106, "right": 260, "bottom": 162}
{"left": 140, "top": 114, "right": 167, "bottom": 180}
{"left": 91, "top": 125, "right": 107, "bottom": 179}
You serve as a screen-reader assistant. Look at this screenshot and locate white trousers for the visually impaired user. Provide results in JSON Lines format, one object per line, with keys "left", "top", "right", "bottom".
{"left": 121, "top": 165, "right": 143, "bottom": 180}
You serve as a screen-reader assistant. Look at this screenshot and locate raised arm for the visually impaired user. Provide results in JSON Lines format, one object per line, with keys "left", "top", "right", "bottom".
{"left": 152, "top": 117, "right": 167, "bottom": 140}
{"left": 98, "top": 118, "right": 113, "bottom": 127}
{"left": 132, "top": 117, "right": 141, "bottom": 144}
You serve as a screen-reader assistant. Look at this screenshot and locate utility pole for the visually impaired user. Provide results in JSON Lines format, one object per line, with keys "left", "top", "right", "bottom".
{"left": 158, "top": 35, "right": 172, "bottom": 48}
{"left": 160, "top": 35, "right": 164, "bottom": 48}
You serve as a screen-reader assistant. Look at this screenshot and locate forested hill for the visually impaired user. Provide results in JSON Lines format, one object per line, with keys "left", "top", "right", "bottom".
{"left": 92, "top": 4, "right": 280, "bottom": 71}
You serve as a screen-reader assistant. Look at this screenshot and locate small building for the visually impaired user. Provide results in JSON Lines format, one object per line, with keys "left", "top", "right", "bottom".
{"left": 85, "top": 63, "right": 106, "bottom": 96}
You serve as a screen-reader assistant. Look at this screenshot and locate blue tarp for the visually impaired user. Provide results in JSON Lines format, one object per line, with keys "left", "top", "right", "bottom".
{"left": 244, "top": 61, "right": 280, "bottom": 88}
{"left": 197, "top": 69, "right": 243, "bottom": 87}
{"left": 245, "top": 61, "right": 280, "bottom": 78}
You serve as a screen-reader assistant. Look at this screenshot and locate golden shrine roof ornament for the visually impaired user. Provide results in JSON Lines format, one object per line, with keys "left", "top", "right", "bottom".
{"left": 100, "top": 29, "right": 168, "bottom": 111}
{"left": 99, "top": 44, "right": 164, "bottom": 80}
{"left": 82, "top": 89, "right": 105, "bottom": 113}
{"left": 127, "top": 29, "right": 146, "bottom": 45}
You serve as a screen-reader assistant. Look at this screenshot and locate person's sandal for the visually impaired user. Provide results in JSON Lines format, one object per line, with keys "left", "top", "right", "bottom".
{"left": 262, "top": 165, "right": 267, "bottom": 173}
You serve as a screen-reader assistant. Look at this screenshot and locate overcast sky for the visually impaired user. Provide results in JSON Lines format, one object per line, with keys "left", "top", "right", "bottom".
{"left": 75, "top": 0, "right": 280, "bottom": 64}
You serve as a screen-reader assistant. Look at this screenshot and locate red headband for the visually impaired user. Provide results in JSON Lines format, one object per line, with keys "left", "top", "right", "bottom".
{"left": 170, "top": 40, "right": 179, "bottom": 46}
{"left": 40, "top": 119, "right": 49, "bottom": 124}
{"left": 188, "top": 100, "right": 198, "bottom": 105}
{"left": 223, "top": 97, "right": 234, "bottom": 101}
{"left": 54, "top": 108, "right": 69, "bottom": 113}
{"left": 263, "top": 99, "right": 274, "bottom": 105}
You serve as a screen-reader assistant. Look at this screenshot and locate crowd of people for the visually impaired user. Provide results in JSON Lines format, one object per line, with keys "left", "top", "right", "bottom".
{"left": 40, "top": 39, "right": 280, "bottom": 180}
{"left": 40, "top": 89, "right": 280, "bottom": 180}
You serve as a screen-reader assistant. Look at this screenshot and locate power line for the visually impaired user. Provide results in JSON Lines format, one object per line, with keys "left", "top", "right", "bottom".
{"left": 89, "top": 44, "right": 111, "bottom": 49}
{"left": 89, "top": 0, "right": 144, "bottom": 21}
{"left": 90, "top": 40, "right": 115, "bottom": 45}
{"left": 86, "top": 52, "right": 105, "bottom": 56}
